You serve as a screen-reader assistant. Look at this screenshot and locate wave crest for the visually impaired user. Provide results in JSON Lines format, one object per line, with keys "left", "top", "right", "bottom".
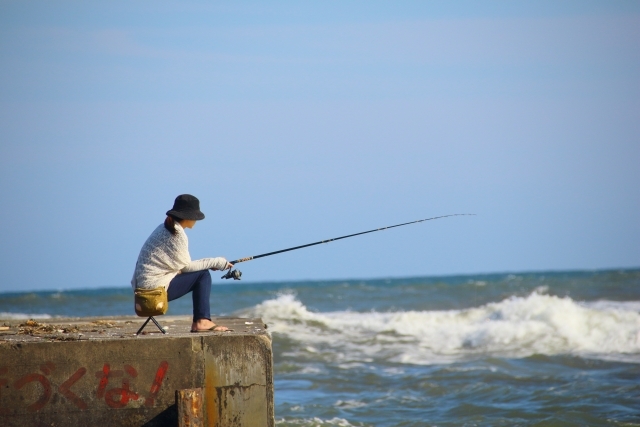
{"left": 0, "top": 312, "right": 53, "bottom": 320}
{"left": 242, "top": 292, "right": 640, "bottom": 364}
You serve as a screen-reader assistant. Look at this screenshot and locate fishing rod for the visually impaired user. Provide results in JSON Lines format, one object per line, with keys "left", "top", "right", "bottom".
{"left": 221, "top": 213, "right": 475, "bottom": 280}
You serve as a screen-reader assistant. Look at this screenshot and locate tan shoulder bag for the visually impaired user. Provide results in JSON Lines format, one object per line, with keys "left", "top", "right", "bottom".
{"left": 134, "top": 287, "right": 168, "bottom": 317}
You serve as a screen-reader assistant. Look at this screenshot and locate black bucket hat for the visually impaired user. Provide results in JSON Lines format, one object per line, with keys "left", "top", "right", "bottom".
{"left": 166, "top": 194, "right": 205, "bottom": 221}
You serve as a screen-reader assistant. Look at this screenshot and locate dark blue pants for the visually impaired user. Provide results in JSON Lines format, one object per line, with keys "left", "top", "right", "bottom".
{"left": 167, "top": 270, "right": 211, "bottom": 322}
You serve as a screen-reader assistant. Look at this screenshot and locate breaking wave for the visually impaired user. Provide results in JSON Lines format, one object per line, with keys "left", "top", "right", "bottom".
{"left": 240, "top": 292, "right": 640, "bottom": 364}
{"left": 276, "top": 418, "right": 360, "bottom": 427}
{"left": 0, "top": 312, "right": 53, "bottom": 320}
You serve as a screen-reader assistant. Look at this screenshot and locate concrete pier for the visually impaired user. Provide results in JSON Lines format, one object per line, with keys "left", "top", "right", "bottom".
{"left": 0, "top": 315, "right": 274, "bottom": 427}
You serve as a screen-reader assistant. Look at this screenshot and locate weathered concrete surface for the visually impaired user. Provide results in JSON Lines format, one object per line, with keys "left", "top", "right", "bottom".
{"left": 0, "top": 316, "right": 274, "bottom": 427}
{"left": 204, "top": 335, "right": 274, "bottom": 427}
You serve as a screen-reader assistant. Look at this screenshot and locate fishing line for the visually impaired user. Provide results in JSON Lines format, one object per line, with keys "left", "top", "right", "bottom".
{"left": 221, "top": 213, "right": 475, "bottom": 280}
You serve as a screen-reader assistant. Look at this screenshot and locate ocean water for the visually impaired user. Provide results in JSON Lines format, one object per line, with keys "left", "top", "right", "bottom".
{"left": 1, "top": 269, "right": 639, "bottom": 426}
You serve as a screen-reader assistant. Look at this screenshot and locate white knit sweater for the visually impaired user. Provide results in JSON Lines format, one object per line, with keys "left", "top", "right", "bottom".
{"left": 131, "top": 222, "right": 228, "bottom": 290}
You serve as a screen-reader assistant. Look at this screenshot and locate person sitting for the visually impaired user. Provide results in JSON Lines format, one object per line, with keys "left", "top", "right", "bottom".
{"left": 131, "top": 194, "right": 232, "bottom": 332}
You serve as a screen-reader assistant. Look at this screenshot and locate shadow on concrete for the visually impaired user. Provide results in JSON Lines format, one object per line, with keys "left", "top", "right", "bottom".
{"left": 142, "top": 404, "right": 178, "bottom": 427}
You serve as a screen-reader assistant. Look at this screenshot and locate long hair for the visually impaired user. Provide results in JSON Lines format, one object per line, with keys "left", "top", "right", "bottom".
{"left": 164, "top": 215, "right": 180, "bottom": 235}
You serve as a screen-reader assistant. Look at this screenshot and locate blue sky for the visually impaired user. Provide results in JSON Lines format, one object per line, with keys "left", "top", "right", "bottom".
{"left": 0, "top": 1, "right": 638, "bottom": 292}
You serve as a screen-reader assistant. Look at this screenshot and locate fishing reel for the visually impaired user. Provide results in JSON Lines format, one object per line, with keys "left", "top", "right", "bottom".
{"left": 221, "top": 269, "right": 242, "bottom": 280}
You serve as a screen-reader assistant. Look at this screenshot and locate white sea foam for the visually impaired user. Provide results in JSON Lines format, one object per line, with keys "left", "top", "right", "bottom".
{"left": 276, "top": 417, "right": 359, "bottom": 426}
{"left": 583, "top": 300, "right": 640, "bottom": 312}
{"left": 335, "top": 399, "right": 367, "bottom": 409}
{"left": 242, "top": 292, "right": 640, "bottom": 364}
{"left": 0, "top": 312, "right": 53, "bottom": 320}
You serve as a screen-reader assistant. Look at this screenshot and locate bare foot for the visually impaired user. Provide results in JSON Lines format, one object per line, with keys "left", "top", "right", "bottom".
{"left": 191, "top": 319, "right": 229, "bottom": 332}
